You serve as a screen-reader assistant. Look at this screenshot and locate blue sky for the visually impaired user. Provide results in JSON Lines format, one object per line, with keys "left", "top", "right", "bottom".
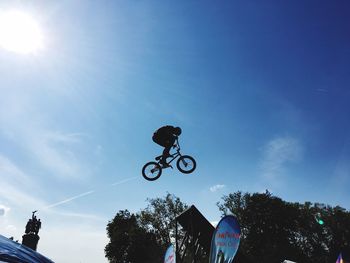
{"left": 1, "top": 1, "right": 350, "bottom": 262}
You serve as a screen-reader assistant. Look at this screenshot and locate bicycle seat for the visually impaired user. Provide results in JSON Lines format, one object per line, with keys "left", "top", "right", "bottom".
{"left": 155, "top": 155, "right": 162, "bottom": 161}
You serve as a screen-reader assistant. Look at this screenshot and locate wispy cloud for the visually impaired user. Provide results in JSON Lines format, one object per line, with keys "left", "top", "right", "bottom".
{"left": 209, "top": 184, "right": 226, "bottom": 192}
{"left": 26, "top": 130, "right": 90, "bottom": 180}
{"left": 43, "top": 176, "right": 138, "bottom": 210}
{"left": 111, "top": 176, "right": 138, "bottom": 186}
{"left": 47, "top": 210, "right": 107, "bottom": 222}
{"left": 0, "top": 154, "right": 108, "bottom": 251}
{"left": 0, "top": 156, "right": 47, "bottom": 239}
{"left": 0, "top": 91, "right": 94, "bottom": 181}
{"left": 0, "top": 155, "right": 45, "bottom": 209}
{"left": 316, "top": 88, "right": 328, "bottom": 93}
{"left": 0, "top": 155, "right": 32, "bottom": 187}
{"left": 43, "top": 190, "right": 95, "bottom": 210}
{"left": 259, "top": 136, "right": 303, "bottom": 188}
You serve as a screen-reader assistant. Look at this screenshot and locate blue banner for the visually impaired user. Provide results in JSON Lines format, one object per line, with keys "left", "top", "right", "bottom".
{"left": 209, "top": 215, "right": 241, "bottom": 263}
{"left": 164, "top": 244, "right": 176, "bottom": 263}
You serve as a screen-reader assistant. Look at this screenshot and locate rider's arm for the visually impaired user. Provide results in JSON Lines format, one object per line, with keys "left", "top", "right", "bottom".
{"left": 173, "top": 136, "right": 179, "bottom": 148}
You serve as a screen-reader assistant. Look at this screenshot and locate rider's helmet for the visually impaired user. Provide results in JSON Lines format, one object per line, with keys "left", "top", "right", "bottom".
{"left": 174, "top": 127, "right": 182, "bottom": 136}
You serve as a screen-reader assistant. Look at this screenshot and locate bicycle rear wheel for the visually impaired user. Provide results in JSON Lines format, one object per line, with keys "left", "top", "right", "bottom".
{"left": 142, "top": 162, "right": 162, "bottom": 181}
{"left": 176, "top": 155, "right": 196, "bottom": 174}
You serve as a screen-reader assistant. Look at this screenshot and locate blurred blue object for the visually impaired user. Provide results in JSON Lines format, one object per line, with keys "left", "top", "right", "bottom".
{"left": 0, "top": 235, "right": 54, "bottom": 263}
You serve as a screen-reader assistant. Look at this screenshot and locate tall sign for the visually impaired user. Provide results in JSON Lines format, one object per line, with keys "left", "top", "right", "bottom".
{"left": 164, "top": 244, "right": 176, "bottom": 263}
{"left": 209, "top": 215, "right": 241, "bottom": 263}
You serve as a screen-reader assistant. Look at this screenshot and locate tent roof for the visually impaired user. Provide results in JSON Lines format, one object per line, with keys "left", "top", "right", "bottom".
{"left": 0, "top": 235, "right": 54, "bottom": 263}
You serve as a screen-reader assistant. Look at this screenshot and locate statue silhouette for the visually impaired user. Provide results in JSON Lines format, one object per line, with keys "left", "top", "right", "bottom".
{"left": 22, "top": 211, "right": 41, "bottom": 251}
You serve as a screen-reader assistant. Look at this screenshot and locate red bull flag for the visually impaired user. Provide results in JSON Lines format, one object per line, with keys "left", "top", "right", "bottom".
{"left": 336, "top": 253, "right": 344, "bottom": 263}
{"left": 209, "top": 215, "right": 241, "bottom": 263}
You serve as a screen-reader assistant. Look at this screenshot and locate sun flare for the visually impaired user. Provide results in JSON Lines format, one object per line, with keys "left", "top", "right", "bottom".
{"left": 0, "top": 10, "right": 44, "bottom": 54}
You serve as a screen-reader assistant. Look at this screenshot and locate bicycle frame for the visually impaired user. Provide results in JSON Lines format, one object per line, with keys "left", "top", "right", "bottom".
{"left": 143, "top": 137, "right": 196, "bottom": 180}
{"left": 164, "top": 151, "right": 181, "bottom": 165}
{"left": 156, "top": 138, "right": 182, "bottom": 165}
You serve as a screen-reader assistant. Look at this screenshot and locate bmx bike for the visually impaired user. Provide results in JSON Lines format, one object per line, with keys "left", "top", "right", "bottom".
{"left": 142, "top": 139, "right": 196, "bottom": 181}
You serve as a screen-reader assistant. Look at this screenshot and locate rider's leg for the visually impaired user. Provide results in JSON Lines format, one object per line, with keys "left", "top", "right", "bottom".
{"left": 161, "top": 146, "right": 171, "bottom": 166}
{"left": 161, "top": 137, "right": 175, "bottom": 166}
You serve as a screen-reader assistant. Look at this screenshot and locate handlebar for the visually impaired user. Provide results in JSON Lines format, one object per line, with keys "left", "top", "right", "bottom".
{"left": 174, "top": 138, "right": 180, "bottom": 150}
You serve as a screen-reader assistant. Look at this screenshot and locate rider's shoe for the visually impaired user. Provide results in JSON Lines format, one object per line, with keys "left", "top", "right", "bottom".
{"left": 160, "top": 159, "right": 173, "bottom": 168}
{"left": 161, "top": 161, "right": 170, "bottom": 168}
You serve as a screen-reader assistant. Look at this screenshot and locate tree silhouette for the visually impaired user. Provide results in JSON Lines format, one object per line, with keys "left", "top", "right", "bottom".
{"left": 105, "top": 210, "right": 163, "bottom": 263}
{"left": 105, "top": 191, "right": 350, "bottom": 262}
{"left": 105, "top": 194, "right": 188, "bottom": 263}
{"left": 218, "top": 191, "right": 350, "bottom": 263}
{"left": 139, "top": 192, "right": 188, "bottom": 246}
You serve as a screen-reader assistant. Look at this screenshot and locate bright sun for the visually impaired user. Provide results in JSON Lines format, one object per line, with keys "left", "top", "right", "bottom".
{"left": 0, "top": 10, "right": 44, "bottom": 54}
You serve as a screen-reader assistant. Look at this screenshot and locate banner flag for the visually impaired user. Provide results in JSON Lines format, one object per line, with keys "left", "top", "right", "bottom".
{"left": 164, "top": 244, "right": 176, "bottom": 263}
{"left": 209, "top": 215, "right": 241, "bottom": 263}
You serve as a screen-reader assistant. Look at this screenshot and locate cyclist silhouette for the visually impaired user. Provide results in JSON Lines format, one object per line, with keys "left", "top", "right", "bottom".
{"left": 143, "top": 126, "right": 195, "bottom": 180}
{"left": 152, "top": 125, "right": 182, "bottom": 167}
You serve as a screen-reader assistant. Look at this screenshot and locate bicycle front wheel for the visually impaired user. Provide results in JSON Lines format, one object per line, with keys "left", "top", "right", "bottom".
{"left": 176, "top": 155, "right": 196, "bottom": 174}
{"left": 142, "top": 162, "right": 162, "bottom": 181}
